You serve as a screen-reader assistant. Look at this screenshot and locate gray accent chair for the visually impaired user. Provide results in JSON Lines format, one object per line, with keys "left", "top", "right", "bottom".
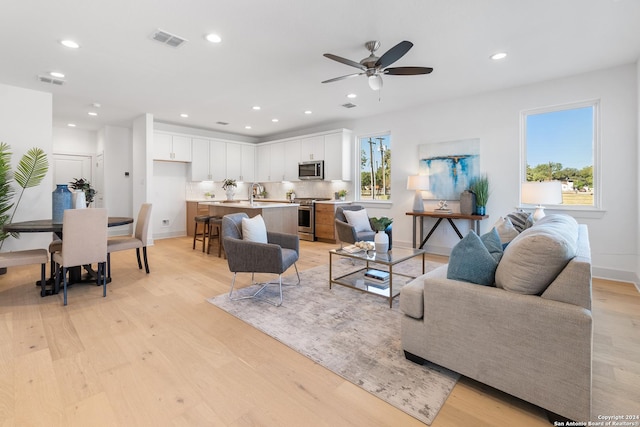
{"left": 221, "top": 213, "right": 300, "bottom": 307}
{"left": 334, "top": 205, "right": 392, "bottom": 247}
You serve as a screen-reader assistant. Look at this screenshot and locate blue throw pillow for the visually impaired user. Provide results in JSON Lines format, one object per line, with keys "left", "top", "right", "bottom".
{"left": 447, "top": 228, "right": 504, "bottom": 286}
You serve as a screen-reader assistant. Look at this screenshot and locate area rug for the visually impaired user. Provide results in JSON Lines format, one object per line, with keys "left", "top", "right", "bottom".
{"left": 207, "top": 257, "right": 459, "bottom": 425}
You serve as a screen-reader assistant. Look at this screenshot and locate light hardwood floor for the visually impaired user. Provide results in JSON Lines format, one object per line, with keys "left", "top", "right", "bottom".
{"left": 0, "top": 237, "right": 638, "bottom": 426}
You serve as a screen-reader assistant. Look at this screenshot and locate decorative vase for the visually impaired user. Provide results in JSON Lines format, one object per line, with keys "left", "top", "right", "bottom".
{"left": 52, "top": 184, "right": 73, "bottom": 223}
{"left": 73, "top": 190, "right": 86, "bottom": 209}
{"left": 374, "top": 230, "right": 389, "bottom": 253}
{"left": 225, "top": 188, "right": 235, "bottom": 200}
{"left": 476, "top": 206, "right": 486, "bottom": 216}
{"left": 460, "top": 190, "right": 476, "bottom": 215}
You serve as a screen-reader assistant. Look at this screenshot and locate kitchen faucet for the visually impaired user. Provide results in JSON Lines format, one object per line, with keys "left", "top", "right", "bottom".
{"left": 249, "top": 182, "right": 261, "bottom": 206}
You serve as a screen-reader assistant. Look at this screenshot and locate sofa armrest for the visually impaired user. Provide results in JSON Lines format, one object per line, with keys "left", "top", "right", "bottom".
{"left": 267, "top": 231, "right": 299, "bottom": 254}
{"left": 400, "top": 265, "right": 448, "bottom": 319}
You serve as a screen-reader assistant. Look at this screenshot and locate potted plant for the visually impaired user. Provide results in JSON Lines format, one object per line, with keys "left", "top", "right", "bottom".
{"left": 69, "top": 178, "right": 96, "bottom": 207}
{"left": 337, "top": 189, "right": 348, "bottom": 201}
{"left": 0, "top": 143, "right": 49, "bottom": 252}
{"left": 370, "top": 216, "right": 393, "bottom": 252}
{"left": 222, "top": 178, "right": 237, "bottom": 200}
{"left": 469, "top": 174, "right": 490, "bottom": 215}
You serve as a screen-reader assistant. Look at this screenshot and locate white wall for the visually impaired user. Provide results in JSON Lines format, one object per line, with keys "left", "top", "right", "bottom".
{"left": 320, "top": 63, "right": 638, "bottom": 282}
{"left": 52, "top": 126, "right": 96, "bottom": 154}
{"left": 152, "top": 161, "right": 188, "bottom": 239}
{"left": 0, "top": 83, "right": 53, "bottom": 251}
{"left": 102, "top": 125, "right": 133, "bottom": 219}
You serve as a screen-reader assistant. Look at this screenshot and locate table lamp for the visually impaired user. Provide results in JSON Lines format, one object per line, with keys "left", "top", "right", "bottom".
{"left": 521, "top": 181, "right": 562, "bottom": 222}
{"left": 407, "top": 175, "right": 430, "bottom": 212}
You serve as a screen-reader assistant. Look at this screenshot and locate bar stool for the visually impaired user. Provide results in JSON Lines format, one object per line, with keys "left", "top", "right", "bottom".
{"left": 207, "top": 216, "right": 224, "bottom": 257}
{"left": 193, "top": 215, "right": 211, "bottom": 252}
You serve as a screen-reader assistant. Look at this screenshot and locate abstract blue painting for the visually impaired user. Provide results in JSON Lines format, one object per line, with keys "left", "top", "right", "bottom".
{"left": 418, "top": 139, "right": 480, "bottom": 200}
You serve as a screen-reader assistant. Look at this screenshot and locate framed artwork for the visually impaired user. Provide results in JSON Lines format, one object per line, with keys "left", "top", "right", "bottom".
{"left": 418, "top": 138, "right": 480, "bottom": 200}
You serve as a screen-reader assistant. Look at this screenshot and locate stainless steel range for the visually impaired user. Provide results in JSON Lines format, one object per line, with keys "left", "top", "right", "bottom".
{"left": 295, "top": 197, "right": 330, "bottom": 241}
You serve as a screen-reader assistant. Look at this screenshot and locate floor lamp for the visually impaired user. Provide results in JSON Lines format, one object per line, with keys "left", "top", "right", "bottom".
{"left": 521, "top": 181, "right": 563, "bottom": 222}
{"left": 407, "top": 175, "right": 430, "bottom": 212}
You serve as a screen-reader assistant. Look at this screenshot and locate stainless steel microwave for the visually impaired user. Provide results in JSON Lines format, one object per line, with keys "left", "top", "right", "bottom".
{"left": 298, "top": 160, "right": 324, "bottom": 180}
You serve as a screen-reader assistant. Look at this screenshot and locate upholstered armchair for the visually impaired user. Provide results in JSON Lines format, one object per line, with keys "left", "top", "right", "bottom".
{"left": 334, "top": 205, "right": 392, "bottom": 247}
{"left": 221, "top": 213, "right": 300, "bottom": 306}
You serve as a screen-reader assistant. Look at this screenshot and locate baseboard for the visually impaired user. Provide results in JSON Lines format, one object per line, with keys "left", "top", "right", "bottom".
{"left": 592, "top": 267, "right": 639, "bottom": 292}
{"left": 153, "top": 231, "right": 186, "bottom": 240}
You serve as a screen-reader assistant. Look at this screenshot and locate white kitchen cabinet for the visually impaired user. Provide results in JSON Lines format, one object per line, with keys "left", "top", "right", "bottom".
{"left": 323, "top": 130, "right": 352, "bottom": 181}
{"left": 269, "top": 142, "right": 285, "bottom": 181}
{"left": 300, "top": 136, "right": 324, "bottom": 161}
{"left": 283, "top": 139, "right": 300, "bottom": 181}
{"left": 190, "top": 138, "right": 226, "bottom": 181}
{"left": 256, "top": 144, "right": 271, "bottom": 182}
{"left": 226, "top": 142, "right": 255, "bottom": 182}
{"left": 153, "top": 132, "right": 192, "bottom": 162}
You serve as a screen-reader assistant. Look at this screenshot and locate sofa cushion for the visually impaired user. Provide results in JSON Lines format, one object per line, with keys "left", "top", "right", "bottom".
{"left": 447, "top": 228, "right": 503, "bottom": 286}
{"left": 495, "top": 214, "right": 579, "bottom": 295}
{"left": 343, "top": 208, "right": 373, "bottom": 232}
{"left": 494, "top": 216, "right": 519, "bottom": 244}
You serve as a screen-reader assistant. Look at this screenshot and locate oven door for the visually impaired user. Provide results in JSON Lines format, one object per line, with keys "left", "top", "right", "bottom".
{"left": 298, "top": 205, "right": 313, "bottom": 234}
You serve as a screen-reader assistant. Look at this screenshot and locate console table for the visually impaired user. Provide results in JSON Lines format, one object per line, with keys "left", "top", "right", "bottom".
{"left": 405, "top": 211, "right": 489, "bottom": 249}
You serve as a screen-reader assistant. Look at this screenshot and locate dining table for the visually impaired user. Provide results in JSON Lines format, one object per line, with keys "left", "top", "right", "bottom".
{"left": 2, "top": 216, "right": 134, "bottom": 294}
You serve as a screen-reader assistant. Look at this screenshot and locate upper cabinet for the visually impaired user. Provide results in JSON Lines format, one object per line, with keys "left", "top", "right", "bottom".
{"left": 226, "top": 142, "right": 255, "bottom": 182}
{"left": 283, "top": 139, "right": 301, "bottom": 181}
{"left": 153, "top": 132, "right": 192, "bottom": 162}
{"left": 191, "top": 138, "right": 226, "bottom": 181}
{"left": 323, "top": 130, "right": 352, "bottom": 181}
{"left": 300, "top": 136, "right": 324, "bottom": 161}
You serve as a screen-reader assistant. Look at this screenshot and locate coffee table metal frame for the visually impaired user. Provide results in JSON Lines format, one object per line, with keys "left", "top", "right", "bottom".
{"left": 329, "top": 246, "right": 426, "bottom": 308}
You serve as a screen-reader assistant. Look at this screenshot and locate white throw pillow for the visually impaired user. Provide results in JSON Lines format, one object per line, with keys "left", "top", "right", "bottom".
{"left": 493, "top": 216, "right": 519, "bottom": 244}
{"left": 242, "top": 214, "right": 268, "bottom": 243}
{"left": 343, "top": 209, "right": 372, "bottom": 232}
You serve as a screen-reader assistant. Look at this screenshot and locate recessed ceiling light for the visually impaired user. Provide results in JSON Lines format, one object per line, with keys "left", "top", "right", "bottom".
{"left": 347, "top": 93, "right": 357, "bottom": 99}
{"left": 304, "top": 110, "right": 312, "bottom": 115}
{"left": 92, "top": 103, "right": 101, "bottom": 108}
{"left": 245, "top": 125, "right": 252, "bottom": 129}
{"left": 272, "top": 118, "right": 279, "bottom": 123}
{"left": 205, "top": 33, "right": 222, "bottom": 43}
{"left": 252, "top": 106, "right": 261, "bottom": 110}
{"left": 180, "top": 113, "right": 189, "bottom": 118}
{"left": 60, "top": 39, "right": 80, "bottom": 49}
{"left": 50, "top": 71, "right": 65, "bottom": 78}
{"left": 88, "top": 112, "right": 98, "bottom": 116}
{"left": 490, "top": 52, "right": 507, "bottom": 60}
{"left": 67, "top": 123, "right": 76, "bottom": 127}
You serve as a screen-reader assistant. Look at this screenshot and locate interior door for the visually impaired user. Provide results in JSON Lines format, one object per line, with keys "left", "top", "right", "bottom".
{"left": 52, "top": 153, "right": 93, "bottom": 191}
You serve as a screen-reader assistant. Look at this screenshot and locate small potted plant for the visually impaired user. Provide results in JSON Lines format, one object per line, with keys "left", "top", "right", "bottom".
{"left": 469, "top": 174, "right": 489, "bottom": 215}
{"left": 69, "top": 178, "right": 96, "bottom": 207}
{"left": 337, "top": 189, "right": 348, "bottom": 201}
{"left": 222, "top": 179, "right": 237, "bottom": 200}
{"left": 370, "top": 216, "right": 393, "bottom": 252}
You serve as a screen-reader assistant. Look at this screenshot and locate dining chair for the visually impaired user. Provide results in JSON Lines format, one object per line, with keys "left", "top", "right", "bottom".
{"left": 53, "top": 208, "right": 108, "bottom": 305}
{"left": 0, "top": 249, "right": 49, "bottom": 296}
{"left": 107, "top": 203, "right": 152, "bottom": 279}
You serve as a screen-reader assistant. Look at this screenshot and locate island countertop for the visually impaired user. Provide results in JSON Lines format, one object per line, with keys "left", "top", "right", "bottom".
{"left": 202, "top": 201, "right": 299, "bottom": 234}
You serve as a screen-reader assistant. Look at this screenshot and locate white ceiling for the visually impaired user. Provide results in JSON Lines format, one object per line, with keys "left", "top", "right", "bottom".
{"left": 2, "top": 0, "right": 639, "bottom": 140}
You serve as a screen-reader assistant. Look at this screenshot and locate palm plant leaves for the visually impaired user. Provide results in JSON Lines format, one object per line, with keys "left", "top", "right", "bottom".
{"left": 0, "top": 142, "right": 15, "bottom": 242}
{"left": 14, "top": 147, "right": 48, "bottom": 189}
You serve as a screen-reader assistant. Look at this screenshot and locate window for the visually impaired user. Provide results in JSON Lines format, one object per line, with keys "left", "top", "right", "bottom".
{"left": 522, "top": 101, "right": 599, "bottom": 208}
{"left": 358, "top": 133, "right": 391, "bottom": 201}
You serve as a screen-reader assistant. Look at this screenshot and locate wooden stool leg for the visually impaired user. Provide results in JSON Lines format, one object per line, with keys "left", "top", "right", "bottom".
{"left": 192, "top": 220, "right": 198, "bottom": 250}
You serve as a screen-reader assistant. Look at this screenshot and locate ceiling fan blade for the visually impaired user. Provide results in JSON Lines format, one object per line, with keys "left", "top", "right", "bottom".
{"left": 321, "top": 73, "right": 363, "bottom": 84}
{"left": 375, "top": 40, "right": 413, "bottom": 69}
{"left": 323, "top": 53, "right": 366, "bottom": 70}
{"left": 384, "top": 66, "right": 434, "bottom": 75}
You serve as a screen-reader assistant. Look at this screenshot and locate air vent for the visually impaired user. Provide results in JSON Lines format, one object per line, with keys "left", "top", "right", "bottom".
{"left": 342, "top": 103, "right": 357, "bottom": 109}
{"left": 151, "top": 29, "right": 187, "bottom": 48}
{"left": 38, "top": 75, "right": 65, "bottom": 85}
{"left": 216, "top": 121, "right": 229, "bottom": 126}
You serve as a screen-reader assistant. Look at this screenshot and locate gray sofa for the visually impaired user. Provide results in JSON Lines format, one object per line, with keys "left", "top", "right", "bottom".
{"left": 400, "top": 215, "right": 592, "bottom": 422}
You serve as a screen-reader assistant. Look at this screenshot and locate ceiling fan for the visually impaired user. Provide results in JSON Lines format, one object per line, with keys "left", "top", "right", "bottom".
{"left": 322, "top": 40, "right": 433, "bottom": 91}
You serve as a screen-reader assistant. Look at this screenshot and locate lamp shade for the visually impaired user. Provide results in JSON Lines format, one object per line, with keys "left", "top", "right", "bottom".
{"left": 368, "top": 74, "right": 383, "bottom": 91}
{"left": 521, "top": 181, "right": 562, "bottom": 222}
{"left": 407, "top": 175, "right": 430, "bottom": 190}
{"left": 521, "top": 181, "right": 562, "bottom": 205}
{"left": 407, "top": 175, "right": 430, "bottom": 212}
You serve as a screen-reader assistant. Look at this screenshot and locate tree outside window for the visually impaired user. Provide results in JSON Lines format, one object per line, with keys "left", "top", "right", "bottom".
{"left": 522, "top": 102, "right": 598, "bottom": 207}
{"left": 359, "top": 133, "right": 391, "bottom": 200}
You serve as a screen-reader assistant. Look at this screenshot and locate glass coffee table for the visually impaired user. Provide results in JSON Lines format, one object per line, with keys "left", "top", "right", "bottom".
{"left": 329, "top": 246, "right": 426, "bottom": 308}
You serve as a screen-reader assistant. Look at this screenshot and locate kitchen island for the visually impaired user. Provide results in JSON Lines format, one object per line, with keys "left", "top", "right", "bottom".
{"left": 200, "top": 201, "right": 299, "bottom": 235}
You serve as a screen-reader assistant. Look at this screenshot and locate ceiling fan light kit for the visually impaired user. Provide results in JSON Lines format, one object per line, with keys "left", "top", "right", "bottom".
{"left": 322, "top": 40, "right": 433, "bottom": 91}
